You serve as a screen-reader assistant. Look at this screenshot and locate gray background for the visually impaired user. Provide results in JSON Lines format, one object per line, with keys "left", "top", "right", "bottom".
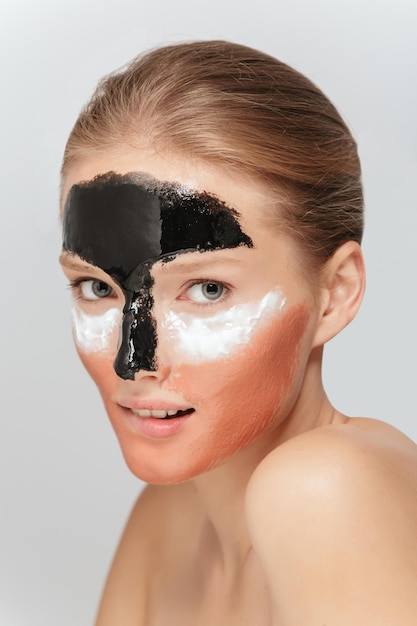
{"left": 1, "top": 1, "right": 415, "bottom": 624}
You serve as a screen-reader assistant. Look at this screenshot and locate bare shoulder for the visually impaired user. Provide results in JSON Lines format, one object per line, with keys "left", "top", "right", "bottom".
{"left": 246, "top": 419, "right": 417, "bottom": 625}
{"left": 246, "top": 417, "right": 417, "bottom": 506}
{"left": 95, "top": 481, "right": 197, "bottom": 626}
{"left": 248, "top": 417, "right": 417, "bottom": 497}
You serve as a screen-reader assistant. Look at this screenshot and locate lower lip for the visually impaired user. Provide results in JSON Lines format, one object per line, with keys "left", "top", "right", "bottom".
{"left": 124, "top": 410, "right": 193, "bottom": 439}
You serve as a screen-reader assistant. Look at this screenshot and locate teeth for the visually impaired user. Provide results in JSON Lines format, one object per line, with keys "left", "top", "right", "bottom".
{"left": 132, "top": 409, "right": 179, "bottom": 419}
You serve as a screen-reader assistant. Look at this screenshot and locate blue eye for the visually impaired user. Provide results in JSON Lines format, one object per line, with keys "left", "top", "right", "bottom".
{"left": 187, "top": 281, "right": 226, "bottom": 303}
{"left": 79, "top": 280, "right": 114, "bottom": 301}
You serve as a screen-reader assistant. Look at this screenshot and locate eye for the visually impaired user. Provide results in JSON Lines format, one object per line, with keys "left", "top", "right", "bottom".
{"left": 78, "top": 279, "right": 114, "bottom": 301}
{"left": 187, "top": 281, "right": 226, "bottom": 303}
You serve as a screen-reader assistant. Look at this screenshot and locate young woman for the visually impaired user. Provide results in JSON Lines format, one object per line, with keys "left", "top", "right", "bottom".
{"left": 59, "top": 40, "right": 417, "bottom": 625}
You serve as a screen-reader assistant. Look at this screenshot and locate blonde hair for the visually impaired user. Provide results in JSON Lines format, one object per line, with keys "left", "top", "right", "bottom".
{"left": 62, "top": 40, "right": 363, "bottom": 269}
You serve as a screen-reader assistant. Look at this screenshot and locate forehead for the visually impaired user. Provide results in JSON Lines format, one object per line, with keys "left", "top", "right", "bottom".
{"left": 62, "top": 171, "right": 253, "bottom": 279}
{"left": 61, "top": 149, "right": 277, "bottom": 224}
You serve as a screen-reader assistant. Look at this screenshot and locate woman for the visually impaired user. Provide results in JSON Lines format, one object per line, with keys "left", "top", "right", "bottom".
{"left": 59, "top": 41, "right": 417, "bottom": 624}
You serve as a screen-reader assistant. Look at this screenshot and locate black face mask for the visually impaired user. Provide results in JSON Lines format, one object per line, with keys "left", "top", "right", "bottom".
{"left": 62, "top": 172, "right": 253, "bottom": 380}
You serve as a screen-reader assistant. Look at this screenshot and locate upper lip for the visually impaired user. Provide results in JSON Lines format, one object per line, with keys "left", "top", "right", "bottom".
{"left": 116, "top": 397, "right": 194, "bottom": 412}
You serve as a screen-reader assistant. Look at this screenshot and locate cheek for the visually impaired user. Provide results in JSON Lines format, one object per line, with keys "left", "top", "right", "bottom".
{"left": 72, "top": 309, "right": 119, "bottom": 400}
{"left": 160, "top": 288, "right": 286, "bottom": 364}
{"left": 168, "top": 303, "right": 311, "bottom": 470}
{"left": 76, "top": 348, "right": 118, "bottom": 402}
{"left": 71, "top": 304, "right": 122, "bottom": 398}
{"left": 72, "top": 306, "right": 121, "bottom": 354}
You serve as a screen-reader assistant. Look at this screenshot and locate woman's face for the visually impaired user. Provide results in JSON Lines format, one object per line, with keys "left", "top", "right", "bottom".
{"left": 60, "top": 148, "right": 320, "bottom": 484}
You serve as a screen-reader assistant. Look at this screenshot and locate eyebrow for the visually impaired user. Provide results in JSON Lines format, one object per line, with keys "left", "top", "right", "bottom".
{"left": 59, "top": 253, "right": 97, "bottom": 272}
{"left": 59, "top": 251, "right": 245, "bottom": 275}
{"left": 156, "top": 254, "right": 244, "bottom": 275}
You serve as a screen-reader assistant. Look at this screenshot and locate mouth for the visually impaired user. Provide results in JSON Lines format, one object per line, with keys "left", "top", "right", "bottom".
{"left": 131, "top": 408, "right": 195, "bottom": 419}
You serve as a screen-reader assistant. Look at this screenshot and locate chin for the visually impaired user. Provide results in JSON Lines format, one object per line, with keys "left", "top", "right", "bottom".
{"left": 111, "top": 429, "right": 229, "bottom": 485}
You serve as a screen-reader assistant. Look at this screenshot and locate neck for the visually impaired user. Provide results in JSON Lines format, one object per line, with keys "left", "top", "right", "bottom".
{"left": 190, "top": 452, "right": 261, "bottom": 586}
{"left": 190, "top": 351, "right": 342, "bottom": 575}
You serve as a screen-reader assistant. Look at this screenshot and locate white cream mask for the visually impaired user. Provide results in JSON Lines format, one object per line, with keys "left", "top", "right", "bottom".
{"left": 161, "top": 287, "right": 286, "bottom": 363}
{"left": 72, "top": 305, "right": 121, "bottom": 353}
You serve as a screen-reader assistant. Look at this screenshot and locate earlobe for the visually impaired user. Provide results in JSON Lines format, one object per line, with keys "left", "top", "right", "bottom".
{"left": 313, "top": 241, "right": 366, "bottom": 347}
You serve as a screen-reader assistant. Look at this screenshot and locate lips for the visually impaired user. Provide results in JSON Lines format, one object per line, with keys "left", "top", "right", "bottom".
{"left": 115, "top": 397, "right": 195, "bottom": 420}
{"left": 131, "top": 408, "right": 195, "bottom": 419}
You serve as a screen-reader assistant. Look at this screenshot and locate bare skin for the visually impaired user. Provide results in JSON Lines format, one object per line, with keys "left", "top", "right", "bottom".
{"left": 60, "top": 146, "right": 417, "bottom": 625}
{"left": 95, "top": 417, "right": 417, "bottom": 625}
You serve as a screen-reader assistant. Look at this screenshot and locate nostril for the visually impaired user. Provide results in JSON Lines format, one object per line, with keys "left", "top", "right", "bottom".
{"left": 114, "top": 362, "right": 136, "bottom": 381}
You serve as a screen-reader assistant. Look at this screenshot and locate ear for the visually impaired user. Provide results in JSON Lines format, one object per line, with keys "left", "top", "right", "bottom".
{"left": 313, "top": 241, "right": 366, "bottom": 347}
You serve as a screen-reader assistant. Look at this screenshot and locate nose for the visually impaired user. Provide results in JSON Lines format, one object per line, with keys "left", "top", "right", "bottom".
{"left": 113, "top": 303, "right": 158, "bottom": 380}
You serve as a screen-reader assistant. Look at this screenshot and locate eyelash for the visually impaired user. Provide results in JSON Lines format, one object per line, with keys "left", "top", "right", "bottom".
{"left": 181, "top": 279, "right": 231, "bottom": 306}
{"left": 67, "top": 277, "right": 232, "bottom": 306}
{"left": 67, "top": 278, "right": 116, "bottom": 302}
